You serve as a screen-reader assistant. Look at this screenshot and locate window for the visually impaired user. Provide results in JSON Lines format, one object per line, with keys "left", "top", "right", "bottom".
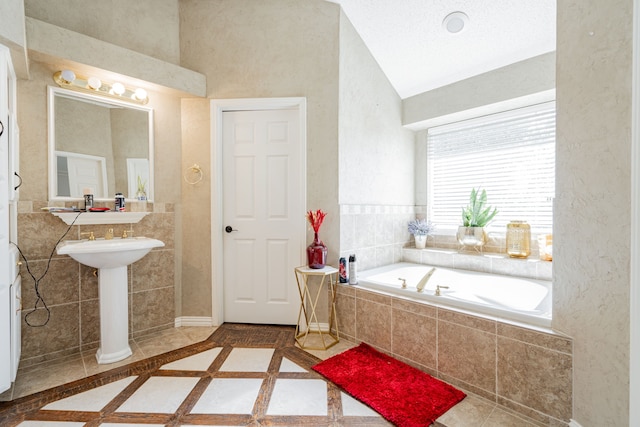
{"left": 427, "top": 102, "right": 555, "bottom": 232}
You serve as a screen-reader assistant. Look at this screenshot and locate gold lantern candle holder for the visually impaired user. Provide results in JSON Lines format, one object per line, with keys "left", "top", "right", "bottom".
{"left": 506, "top": 221, "right": 531, "bottom": 258}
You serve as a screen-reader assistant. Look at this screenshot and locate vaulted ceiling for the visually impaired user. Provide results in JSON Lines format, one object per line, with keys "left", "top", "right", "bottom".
{"left": 329, "top": 0, "right": 556, "bottom": 99}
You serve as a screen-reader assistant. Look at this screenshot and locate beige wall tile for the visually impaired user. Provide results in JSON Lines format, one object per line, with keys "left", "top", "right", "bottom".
{"left": 355, "top": 298, "right": 391, "bottom": 351}
{"left": 21, "top": 303, "right": 80, "bottom": 360}
{"left": 335, "top": 292, "right": 356, "bottom": 339}
{"left": 80, "top": 264, "right": 99, "bottom": 300}
{"left": 80, "top": 299, "right": 100, "bottom": 347}
{"left": 131, "top": 287, "right": 175, "bottom": 333}
{"left": 356, "top": 288, "right": 392, "bottom": 305}
{"left": 438, "top": 308, "right": 496, "bottom": 334}
{"left": 392, "top": 306, "right": 436, "bottom": 369}
{"left": 438, "top": 321, "right": 496, "bottom": 393}
{"left": 497, "top": 323, "right": 572, "bottom": 354}
{"left": 132, "top": 249, "right": 174, "bottom": 292}
{"left": 20, "top": 258, "right": 79, "bottom": 308}
{"left": 497, "top": 337, "right": 572, "bottom": 421}
{"left": 392, "top": 297, "right": 436, "bottom": 319}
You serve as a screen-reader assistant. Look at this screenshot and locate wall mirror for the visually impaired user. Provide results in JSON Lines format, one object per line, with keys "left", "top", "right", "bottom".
{"left": 48, "top": 86, "right": 154, "bottom": 202}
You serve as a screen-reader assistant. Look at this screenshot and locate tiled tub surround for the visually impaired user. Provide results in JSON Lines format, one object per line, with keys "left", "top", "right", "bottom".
{"left": 335, "top": 285, "right": 572, "bottom": 426}
{"left": 339, "top": 204, "right": 552, "bottom": 281}
{"left": 358, "top": 262, "right": 552, "bottom": 328}
{"left": 339, "top": 204, "right": 417, "bottom": 271}
{"left": 16, "top": 201, "right": 176, "bottom": 367}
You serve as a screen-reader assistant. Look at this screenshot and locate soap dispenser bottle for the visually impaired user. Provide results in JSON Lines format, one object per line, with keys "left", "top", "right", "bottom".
{"left": 348, "top": 254, "right": 358, "bottom": 285}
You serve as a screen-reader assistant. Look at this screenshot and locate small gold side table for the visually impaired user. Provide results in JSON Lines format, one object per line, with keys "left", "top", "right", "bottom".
{"left": 294, "top": 265, "right": 340, "bottom": 350}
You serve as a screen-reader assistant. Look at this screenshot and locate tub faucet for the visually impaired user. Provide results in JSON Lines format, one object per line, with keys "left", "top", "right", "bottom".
{"left": 398, "top": 278, "right": 407, "bottom": 289}
{"left": 416, "top": 267, "right": 436, "bottom": 293}
{"left": 435, "top": 285, "right": 450, "bottom": 296}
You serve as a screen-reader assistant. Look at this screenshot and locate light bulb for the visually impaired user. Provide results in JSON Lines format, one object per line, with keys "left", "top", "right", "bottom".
{"left": 60, "top": 70, "right": 76, "bottom": 84}
{"left": 133, "top": 88, "right": 147, "bottom": 101}
{"left": 87, "top": 77, "right": 102, "bottom": 90}
{"left": 112, "top": 82, "right": 125, "bottom": 95}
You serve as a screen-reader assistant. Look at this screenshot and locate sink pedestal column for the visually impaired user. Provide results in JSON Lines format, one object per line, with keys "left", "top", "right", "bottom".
{"left": 96, "top": 266, "right": 132, "bottom": 364}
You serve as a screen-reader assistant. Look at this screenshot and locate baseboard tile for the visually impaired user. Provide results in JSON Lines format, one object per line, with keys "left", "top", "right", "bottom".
{"left": 569, "top": 420, "right": 584, "bottom": 427}
{"left": 174, "top": 316, "right": 214, "bottom": 327}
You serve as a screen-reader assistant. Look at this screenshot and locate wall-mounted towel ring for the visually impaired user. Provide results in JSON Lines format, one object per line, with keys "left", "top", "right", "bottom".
{"left": 14, "top": 172, "right": 22, "bottom": 191}
{"left": 0, "top": 120, "right": 4, "bottom": 137}
{"left": 184, "top": 164, "right": 204, "bottom": 185}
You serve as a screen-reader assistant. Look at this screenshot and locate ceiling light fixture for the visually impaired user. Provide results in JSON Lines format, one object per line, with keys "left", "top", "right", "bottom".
{"left": 442, "top": 11, "right": 469, "bottom": 34}
{"left": 52, "top": 70, "right": 149, "bottom": 105}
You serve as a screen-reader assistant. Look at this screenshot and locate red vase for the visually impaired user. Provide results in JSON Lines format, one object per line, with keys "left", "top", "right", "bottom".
{"left": 307, "top": 232, "right": 328, "bottom": 269}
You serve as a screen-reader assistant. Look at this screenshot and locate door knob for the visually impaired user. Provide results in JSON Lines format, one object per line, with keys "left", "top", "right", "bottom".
{"left": 225, "top": 226, "right": 238, "bottom": 233}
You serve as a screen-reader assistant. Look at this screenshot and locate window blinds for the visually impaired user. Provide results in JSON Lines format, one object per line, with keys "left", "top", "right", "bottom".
{"left": 427, "top": 102, "right": 555, "bottom": 232}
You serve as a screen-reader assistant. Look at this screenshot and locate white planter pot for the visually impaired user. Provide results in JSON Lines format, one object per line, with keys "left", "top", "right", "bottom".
{"left": 414, "top": 234, "right": 427, "bottom": 249}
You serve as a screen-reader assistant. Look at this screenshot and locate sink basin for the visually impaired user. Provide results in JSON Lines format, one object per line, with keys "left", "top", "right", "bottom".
{"left": 57, "top": 236, "right": 164, "bottom": 364}
{"left": 57, "top": 237, "right": 164, "bottom": 269}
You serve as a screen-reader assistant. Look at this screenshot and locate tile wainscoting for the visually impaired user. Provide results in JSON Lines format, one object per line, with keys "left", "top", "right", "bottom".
{"left": 16, "top": 201, "right": 176, "bottom": 367}
{"left": 335, "top": 284, "right": 572, "bottom": 426}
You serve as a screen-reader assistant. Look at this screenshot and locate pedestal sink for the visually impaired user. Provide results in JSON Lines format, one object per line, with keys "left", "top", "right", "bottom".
{"left": 57, "top": 237, "right": 165, "bottom": 364}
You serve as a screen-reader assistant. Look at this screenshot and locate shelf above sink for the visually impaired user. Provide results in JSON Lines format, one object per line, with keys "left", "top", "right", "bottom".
{"left": 51, "top": 211, "right": 149, "bottom": 225}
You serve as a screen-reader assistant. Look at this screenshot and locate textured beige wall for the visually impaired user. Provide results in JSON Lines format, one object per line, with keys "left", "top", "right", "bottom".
{"left": 178, "top": 0, "right": 341, "bottom": 316}
{"left": 555, "top": 0, "right": 632, "bottom": 425}
{"left": 0, "top": 0, "right": 28, "bottom": 77}
{"left": 338, "top": 10, "right": 415, "bottom": 207}
{"left": 24, "top": 0, "right": 180, "bottom": 65}
{"left": 180, "top": 98, "right": 211, "bottom": 317}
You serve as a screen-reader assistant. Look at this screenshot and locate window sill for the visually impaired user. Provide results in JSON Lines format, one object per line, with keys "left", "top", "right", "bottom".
{"left": 402, "top": 246, "right": 552, "bottom": 282}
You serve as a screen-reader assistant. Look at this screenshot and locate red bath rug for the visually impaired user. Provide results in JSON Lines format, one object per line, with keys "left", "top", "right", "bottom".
{"left": 312, "top": 343, "right": 466, "bottom": 427}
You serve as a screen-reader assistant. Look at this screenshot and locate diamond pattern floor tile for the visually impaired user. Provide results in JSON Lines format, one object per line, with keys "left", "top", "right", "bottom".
{"left": 280, "top": 357, "right": 308, "bottom": 372}
{"left": 43, "top": 377, "right": 137, "bottom": 412}
{"left": 115, "top": 377, "right": 200, "bottom": 413}
{"left": 267, "top": 379, "right": 328, "bottom": 416}
{"left": 160, "top": 347, "right": 222, "bottom": 371}
{"left": 219, "top": 348, "right": 274, "bottom": 372}
{"left": 190, "top": 378, "right": 263, "bottom": 414}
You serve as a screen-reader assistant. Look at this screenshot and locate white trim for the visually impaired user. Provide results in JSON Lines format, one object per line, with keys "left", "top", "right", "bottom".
{"left": 210, "top": 97, "right": 307, "bottom": 326}
{"left": 404, "top": 89, "right": 555, "bottom": 130}
{"left": 568, "top": 420, "right": 584, "bottom": 427}
{"left": 174, "top": 316, "right": 215, "bottom": 327}
{"left": 630, "top": 0, "right": 640, "bottom": 425}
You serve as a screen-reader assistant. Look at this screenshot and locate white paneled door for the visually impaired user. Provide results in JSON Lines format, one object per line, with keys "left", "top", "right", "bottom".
{"left": 222, "top": 108, "right": 303, "bottom": 325}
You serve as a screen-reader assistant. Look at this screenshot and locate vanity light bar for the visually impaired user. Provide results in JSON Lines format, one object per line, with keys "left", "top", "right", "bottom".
{"left": 53, "top": 70, "right": 149, "bottom": 105}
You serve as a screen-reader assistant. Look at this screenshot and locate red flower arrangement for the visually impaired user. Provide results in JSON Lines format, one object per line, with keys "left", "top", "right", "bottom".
{"left": 306, "top": 209, "right": 327, "bottom": 233}
{"left": 306, "top": 209, "right": 328, "bottom": 269}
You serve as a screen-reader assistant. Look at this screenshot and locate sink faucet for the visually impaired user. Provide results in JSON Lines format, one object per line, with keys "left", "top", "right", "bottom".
{"left": 105, "top": 228, "right": 114, "bottom": 240}
{"left": 80, "top": 231, "right": 95, "bottom": 241}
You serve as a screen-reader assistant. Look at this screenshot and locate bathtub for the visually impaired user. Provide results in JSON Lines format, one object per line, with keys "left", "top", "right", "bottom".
{"left": 357, "top": 262, "right": 552, "bottom": 328}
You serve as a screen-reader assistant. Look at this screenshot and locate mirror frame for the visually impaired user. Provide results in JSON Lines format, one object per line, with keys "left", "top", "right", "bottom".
{"left": 48, "top": 86, "right": 155, "bottom": 202}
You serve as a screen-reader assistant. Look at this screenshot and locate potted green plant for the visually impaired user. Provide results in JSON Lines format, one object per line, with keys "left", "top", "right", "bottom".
{"left": 136, "top": 176, "right": 147, "bottom": 201}
{"left": 457, "top": 188, "right": 498, "bottom": 248}
{"left": 407, "top": 219, "right": 435, "bottom": 249}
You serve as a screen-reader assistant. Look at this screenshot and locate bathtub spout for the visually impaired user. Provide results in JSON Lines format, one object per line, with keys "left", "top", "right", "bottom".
{"left": 435, "top": 285, "right": 450, "bottom": 296}
{"left": 416, "top": 267, "right": 436, "bottom": 293}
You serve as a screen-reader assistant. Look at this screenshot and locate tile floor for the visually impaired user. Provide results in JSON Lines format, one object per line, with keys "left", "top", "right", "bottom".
{"left": 0, "top": 324, "right": 545, "bottom": 426}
